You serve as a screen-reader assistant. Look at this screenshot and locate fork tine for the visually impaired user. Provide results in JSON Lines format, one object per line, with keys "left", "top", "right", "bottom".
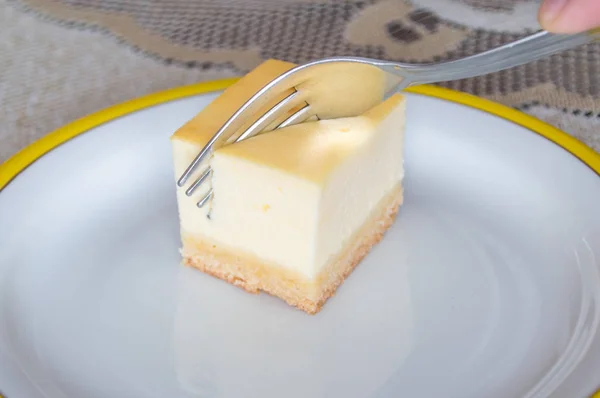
{"left": 277, "top": 105, "right": 313, "bottom": 129}
{"left": 236, "top": 91, "right": 300, "bottom": 142}
{"left": 176, "top": 61, "right": 312, "bottom": 189}
{"left": 192, "top": 103, "right": 315, "bottom": 208}
{"left": 177, "top": 92, "right": 291, "bottom": 188}
{"left": 193, "top": 102, "right": 317, "bottom": 206}
{"left": 177, "top": 139, "right": 211, "bottom": 188}
{"left": 184, "top": 91, "right": 300, "bottom": 197}
{"left": 185, "top": 167, "right": 212, "bottom": 196}
{"left": 197, "top": 190, "right": 213, "bottom": 208}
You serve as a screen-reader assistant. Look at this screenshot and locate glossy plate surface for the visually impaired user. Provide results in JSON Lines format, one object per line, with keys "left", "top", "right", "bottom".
{"left": 1, "top": 85, "right": 599, "bottom": 398}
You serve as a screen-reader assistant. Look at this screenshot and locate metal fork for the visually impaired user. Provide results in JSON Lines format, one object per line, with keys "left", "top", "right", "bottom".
{"left": 178, "top": 29, "right": 599, "bottom": 208}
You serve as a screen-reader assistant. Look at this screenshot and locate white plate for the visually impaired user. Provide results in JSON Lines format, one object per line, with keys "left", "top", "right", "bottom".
{"left": 1, "top": 84, "right": 600, "bottom": 398}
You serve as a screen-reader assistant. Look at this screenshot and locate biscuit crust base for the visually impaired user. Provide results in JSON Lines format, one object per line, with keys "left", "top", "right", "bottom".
{"left": 181, "top": 184, "right": 402, "bottom": 314}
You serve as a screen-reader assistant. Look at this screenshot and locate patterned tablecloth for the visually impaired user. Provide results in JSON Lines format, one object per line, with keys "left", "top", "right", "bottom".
{"left": 1, "top": 0, "right": 599, "bottom": 163}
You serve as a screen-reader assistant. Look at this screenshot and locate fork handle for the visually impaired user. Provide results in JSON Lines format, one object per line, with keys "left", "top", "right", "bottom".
{"left": 398, "top": 29, "right": 599, "bottom": 85}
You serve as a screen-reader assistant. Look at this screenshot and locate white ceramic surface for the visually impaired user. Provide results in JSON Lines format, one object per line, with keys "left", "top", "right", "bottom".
{"left": 1, "top": 92, "right": 599, "bottom": 398}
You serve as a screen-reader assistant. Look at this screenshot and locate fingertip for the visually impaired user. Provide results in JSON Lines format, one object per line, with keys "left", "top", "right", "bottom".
{"left": 538, "top": 0, "right": 568, "bottom": 30}
{"left": 539, "top": 0, "right": 600, "bottom": 33}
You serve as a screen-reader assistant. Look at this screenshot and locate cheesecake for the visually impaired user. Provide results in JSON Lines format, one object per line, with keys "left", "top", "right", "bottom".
{"left": 171, "top": 59, "right": 406, "bottom": 314}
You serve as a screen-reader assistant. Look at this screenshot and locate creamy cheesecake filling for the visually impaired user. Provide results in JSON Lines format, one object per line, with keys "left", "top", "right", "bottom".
{"left": 202, "top": 157, "right": 321, "bottom": 276}
{"left": 181, "top": 184, "right": 403, "bottom": 314}
{"left": 315, "top": 107, "right": 405, "bottom": 273}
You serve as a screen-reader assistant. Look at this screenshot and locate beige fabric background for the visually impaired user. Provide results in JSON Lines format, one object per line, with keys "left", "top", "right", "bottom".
{"left": 1, "top": 0, "right": 599, "bottom": 163}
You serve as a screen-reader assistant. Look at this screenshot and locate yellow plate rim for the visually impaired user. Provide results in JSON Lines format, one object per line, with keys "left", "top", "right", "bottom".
{"left": 0, "top": 81, "right": 599, "bottom": 398}
{"left": 1, "top": 80, "right": 599, "bottom": 190}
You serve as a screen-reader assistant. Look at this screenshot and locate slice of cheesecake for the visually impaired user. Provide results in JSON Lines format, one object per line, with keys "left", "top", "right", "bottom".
{"left": 171, "top": 60, "right": 406, "bottom": 314}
